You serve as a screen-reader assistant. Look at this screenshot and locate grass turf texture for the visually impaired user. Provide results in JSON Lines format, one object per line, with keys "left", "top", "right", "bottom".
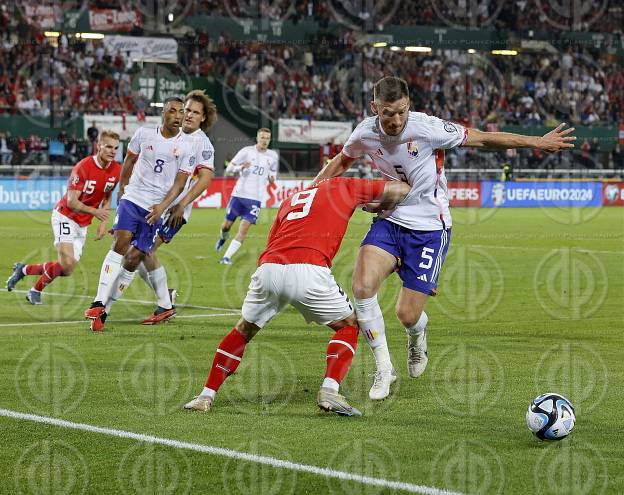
{"left": 0, "top": 206, "right": 622, "bottom": 495}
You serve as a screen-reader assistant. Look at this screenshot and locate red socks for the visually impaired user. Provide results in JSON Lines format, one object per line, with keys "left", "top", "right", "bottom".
{"left": 24, "top": 263, "right": 45, "bottom": 275}
{"left": 325, "top": 325, "right": 359, "bottom": 384}
{"left": 33, "top": 262, "right": 64, "bottom": 292}
{"left": 205, "top": 328, "right": 248, "bottom": 392}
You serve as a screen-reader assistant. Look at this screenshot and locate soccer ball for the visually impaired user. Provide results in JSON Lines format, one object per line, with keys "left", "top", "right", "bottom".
{"left": 526, "top": 393, "right": 576, "bottom": 440}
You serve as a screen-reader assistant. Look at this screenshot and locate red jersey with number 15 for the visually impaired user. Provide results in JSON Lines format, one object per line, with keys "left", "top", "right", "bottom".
{"left": 258, "top": 177, "right": 386, "bottom": 268}
{"left": 55, "top": 155, "right": 121, "bottom": 227}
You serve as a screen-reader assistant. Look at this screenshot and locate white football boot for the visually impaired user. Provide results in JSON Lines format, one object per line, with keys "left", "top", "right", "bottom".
{"left": 369, "top": 369, "right": 397, "bottom": 400}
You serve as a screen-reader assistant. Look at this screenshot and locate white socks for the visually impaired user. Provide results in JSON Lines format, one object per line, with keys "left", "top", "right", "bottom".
{"left": 355, "top": 295, "right": 393, "bottom": 372}
{"left": 201, "top": 387, "right": 216, "bottom": 399}
{"left": 148, "top": 266, "right": 171, "bottom": 309}
{"left": 95, "top": 250, "right": 123, "bottom": 303}
{"left": 105, "top": 267, "right": 136, "bottom": 313}
{"left": 223, "top": 239, "right": 241, "bottom": 260}
{"left": 137, "top": 262, "right": 153, "bottom": 290}
{"left": 406, "top": 312, "right": 428, "bottom": 337}
{"left": 322, "top": 377, "right": 340, "bottom": 392}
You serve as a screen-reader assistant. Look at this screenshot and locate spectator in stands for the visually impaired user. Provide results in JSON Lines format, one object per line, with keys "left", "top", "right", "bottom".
{"left": 87, "top": 121, "right": 99, "bottom": 154}
{"left": 0, "top": 131, "right": 11, "bottom": 165}
{"left": 611, "top": 144, "right": 623, "bottom": 170}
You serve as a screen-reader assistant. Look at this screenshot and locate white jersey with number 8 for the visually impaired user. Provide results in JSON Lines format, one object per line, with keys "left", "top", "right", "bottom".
{"left": 123, "top": 126, "right": 197, "bottom": 211}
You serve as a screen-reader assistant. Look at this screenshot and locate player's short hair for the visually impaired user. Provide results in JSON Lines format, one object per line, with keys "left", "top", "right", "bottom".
{"left": 373, "top": 76, "right": 409, "bottom": 103}
{"left": 98, "top": 129, "right": 120, "bottom": 142}
{"left": 163, "top": 96, "right": 184, "bottom": 108}
{"left": 257, "top": 127, "right": 271, "bottom": 135}
{"left": 185, "top": 89, "right": 218, "bottom": 131}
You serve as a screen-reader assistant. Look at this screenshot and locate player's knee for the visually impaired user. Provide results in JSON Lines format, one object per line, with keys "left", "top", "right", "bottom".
{"left": 352, "top": 278, "right": 377, "bottom": 300}
{"left": 234, "top": 319, "right": 260, "bottom": 341}
{"left": 395, "top": 305, "right": 421, "bottom": 328}
{"left": 59, "top": 257, "right": 76, "bottom": 275}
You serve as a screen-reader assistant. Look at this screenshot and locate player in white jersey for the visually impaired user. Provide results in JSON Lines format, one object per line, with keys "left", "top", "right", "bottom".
{"left": 84, "top": 97, "right": 200, "bottom": 332}
{"left": 215, "top": 128, "right": 278, "bottom": 264}
{"left": 314, "top": 76, "right": 576, "bottom": 399}
{"left": 137, "top": 90, "right": 217, "bottom": 324}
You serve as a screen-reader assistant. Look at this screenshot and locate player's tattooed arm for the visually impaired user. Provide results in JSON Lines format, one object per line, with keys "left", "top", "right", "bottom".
{"left": 363, "top": 181, "right": 411, "bottom": 213}
{"left": 464, "top": 124, "right": 576, "bottom": 152}
{"left": 117, "top": 150, "right": 139, "bottom": 204}
{"left": 312, "top": 152, "right": 355, "bottom": 186}
{"left": 66, "top": 189, "right": 110, "bottom": 222}
{"left": 146, "top": 171, "right": 189, "bottom": 225}
{"left": 167, "top": 168, "right": 215, "bottom": 228}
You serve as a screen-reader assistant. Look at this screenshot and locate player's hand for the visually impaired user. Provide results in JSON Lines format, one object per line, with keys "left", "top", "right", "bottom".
{"left": 166, "top": 204, "right": 185, "bottom": 229}
{"left": 94, "top": 222, "right": 109, "bottom": 241}
{"left": 240, "top": 161, "right": 252, "bottom": 169}
{"left": 536, "top": 124, "right": 576, "bottom": 152}
{"left": 93, "top": 208, "right": 110, "bottom": 222}
{"left": 146, "top": 203, "right": 165, "bottom": 225}
{"left": 117, "top": 187, "right": 124, "bottom": 206}
{"left": 362, "top": 202, "right": 383, "bottom": 213}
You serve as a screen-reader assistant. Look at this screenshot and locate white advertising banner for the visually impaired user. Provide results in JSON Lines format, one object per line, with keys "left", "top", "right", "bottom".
{"left": 83, "top": 114, "right": 161, "bottom": 140}
{"left": 103, "top": 36, "right": 178, "bottom": 63}
{"left": 278, "top": 119, "right": 352, "bottom": 144}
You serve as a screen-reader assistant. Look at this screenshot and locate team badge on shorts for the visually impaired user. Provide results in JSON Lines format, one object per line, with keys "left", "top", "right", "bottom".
{"left": 407, "top": 141, "right": 419, "bottom": 158}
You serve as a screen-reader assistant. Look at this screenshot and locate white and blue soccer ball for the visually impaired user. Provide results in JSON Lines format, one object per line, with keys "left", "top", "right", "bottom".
{"left": 526, "top": 393, "right": 576, "bottom": 440}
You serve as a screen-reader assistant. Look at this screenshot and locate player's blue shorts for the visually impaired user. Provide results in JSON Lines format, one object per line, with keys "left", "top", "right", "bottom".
{"left": 159, "top": 218, "right": 186, "bottom": 243}
{"left": 225, "top": 196, "right": 261, "bottom": 224}
{"left": 361, "top": 219, "right": 451, "bottom": 296}
{"left": 113, "top": 199, "right": 163, "bottom": 254}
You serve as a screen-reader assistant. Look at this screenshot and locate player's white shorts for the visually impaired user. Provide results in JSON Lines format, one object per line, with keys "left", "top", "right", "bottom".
{"left": 241, "top": 263, "right": 354, "bottom": 328}
{"left": 51, "top": 210, "right": 87, "bottom": 261}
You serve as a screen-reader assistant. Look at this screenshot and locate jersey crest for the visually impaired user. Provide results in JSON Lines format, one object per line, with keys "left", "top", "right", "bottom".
{"left": 407, "top": 141, "right": 419, "bottom": 158}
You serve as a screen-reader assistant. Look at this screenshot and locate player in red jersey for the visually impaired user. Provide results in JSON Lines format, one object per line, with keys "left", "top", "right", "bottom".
{"left": 6, "top": 131, "right": 121, "bottom": 305}
{"left": 183, "top": 177, "right": 410, "bottom": 416}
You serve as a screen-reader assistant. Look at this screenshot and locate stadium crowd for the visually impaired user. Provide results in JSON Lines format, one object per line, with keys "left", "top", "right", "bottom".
{"left": 0, "top": 1, "right": 622, "bottom": 168}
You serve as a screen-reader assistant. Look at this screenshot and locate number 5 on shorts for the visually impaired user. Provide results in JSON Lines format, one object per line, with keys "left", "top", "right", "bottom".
{"left": 419, "top": 247, "right": 435, "bottom": 269}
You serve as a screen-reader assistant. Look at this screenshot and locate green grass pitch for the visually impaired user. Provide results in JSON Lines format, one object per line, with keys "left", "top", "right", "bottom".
{"left": 0, "top": 206, "right": 622, "bottom": 494}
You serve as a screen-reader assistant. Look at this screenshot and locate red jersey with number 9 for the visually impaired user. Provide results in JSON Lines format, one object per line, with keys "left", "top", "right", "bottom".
{"left": 258, "top": 177, "right": 386, "bottom": 268}
{"left": 55, "top": 155, "right": 122, "bottom": 227}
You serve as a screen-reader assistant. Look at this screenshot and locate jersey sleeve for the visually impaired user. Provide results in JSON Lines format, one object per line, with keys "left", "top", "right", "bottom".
{"left": 127, "top": 127, "right": 143, "bottom": 155}
{"left": 178, "top": 147, "right": 196, "bottom": 175}
{"left": 67, "top": 160, "right": 88, "bottom": 191}
{"left": 269, "top": 151, "right": 278, "bottom": 178}
{"left": 342, "top": 127, "right": 365, "bottom": 159}
{"left": 345, "top": 178, "right": 386, "bottom": 205}
{"left": 196, "top": 136, "right": 215, "bottom": 170}
{"left": 425, "top": 116, "right": 468, "bottom": 150}
{"left": 230, "top": 148, "right": 246, "bottom": 166}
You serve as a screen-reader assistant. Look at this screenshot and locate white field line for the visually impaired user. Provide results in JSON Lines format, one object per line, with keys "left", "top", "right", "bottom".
{"left": 464, "top": 244, "right": 623, "bottom": 255}
{"left": 0, "top": 312, "right": 239, "bottom": 328}
{"left": 1, "top": 289, "right": 237, "bottom": 312}
{"left": 0, "top": 408, "right": 464, "bottom": 495}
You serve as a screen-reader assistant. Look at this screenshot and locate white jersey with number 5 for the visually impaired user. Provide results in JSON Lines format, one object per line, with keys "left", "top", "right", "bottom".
{"left": 227, "top": 145, "right": 278, "bottom": 202}
{"left": 343, "top": 112, "right": 467, "bottom": 230}
{"left": 123, "top": 126, "right": 197, "bottom": 211}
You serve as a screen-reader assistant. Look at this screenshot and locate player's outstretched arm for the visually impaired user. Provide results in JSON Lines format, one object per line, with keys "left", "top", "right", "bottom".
{"left": 146, "top": 171, "right": 189, "bottom": 225}
{"left": 312, "top": 152, "right": 355, "bottom": 186}
{"left": 167, "top": 168, "right": 215, "bottom": 228}
{"left": 464, "top": 123, "right": 576, "bottom": 152}
{"left": 66, "top": 189, "right": 109, "bottom": 222}
{"left": 117, "top": 150, "right": 138, "bottom": 203}
{"left": 363, "top": 181, "right": 412, "bottom": 213}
